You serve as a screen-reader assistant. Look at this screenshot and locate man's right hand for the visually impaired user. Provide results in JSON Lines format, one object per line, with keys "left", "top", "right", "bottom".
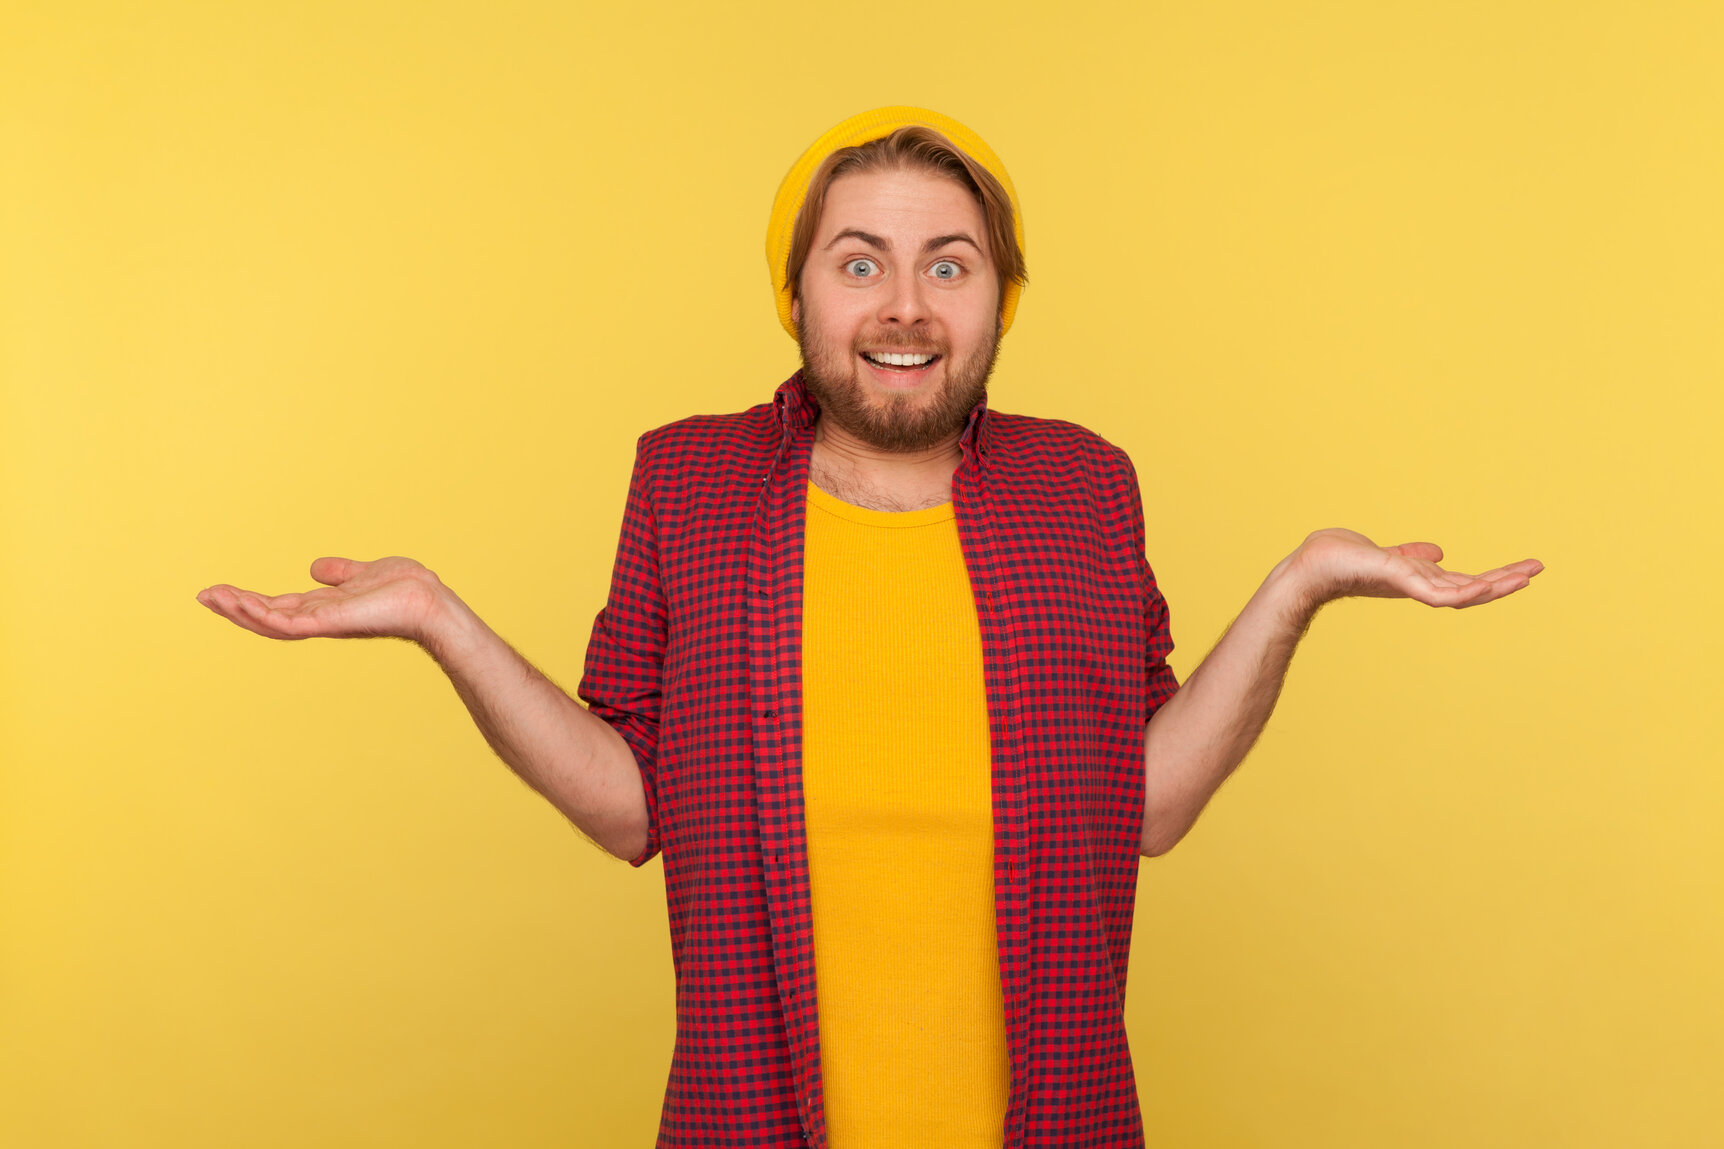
{"left": 197, "top": 556, "right": 448, "bottom": 647}
{"left": 195, "top": 556, "right": 652, "bottom": 862}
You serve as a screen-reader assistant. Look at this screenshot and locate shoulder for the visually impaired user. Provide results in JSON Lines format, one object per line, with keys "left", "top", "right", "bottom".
{"left": 637, "top": 402, "right": 778, "bottom": 459}
{"left": 631, "top": 402, "right": 781, "bottom": 486}
{"left": 624, "top": 402, "right": 789, "bottom": 527}
{"left": 985, "top": 411, "right": 1136, "bottom": 478}
{"left": 983, "top": 412, "right": 1150, "bottom": 551}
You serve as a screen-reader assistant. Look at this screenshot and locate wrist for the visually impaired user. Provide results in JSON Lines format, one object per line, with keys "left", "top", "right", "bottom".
{"left": 1264, "top": 543, "right": 1330, "bottom": 628}
{"left": 414, "top": 578, "right": 486, "bottom": 665}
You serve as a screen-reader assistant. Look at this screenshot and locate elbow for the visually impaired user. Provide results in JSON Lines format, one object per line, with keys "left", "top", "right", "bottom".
{"left": 1139, "top": 811, "right": 1189, "bottom": 858}
{"left": 607, "top": 804, "right": 654, "bottom": 863}
{"left": 1140, "top": 834, "right": 1178, "bottom": 859}
{"left": 569, "top": 800, "right": 650, "bottom": 863}
{"left": 598, "top": 818, "right": 650, "bottom": 863}
{"left": 612, "top": 829, "right": 649, "bottom": 864}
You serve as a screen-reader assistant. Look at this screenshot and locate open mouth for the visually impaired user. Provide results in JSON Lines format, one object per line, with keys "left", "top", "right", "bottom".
{"left": 859, "top": 350, "right": 942, "bottom": 373}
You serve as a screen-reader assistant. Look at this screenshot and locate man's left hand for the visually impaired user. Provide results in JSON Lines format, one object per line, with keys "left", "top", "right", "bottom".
{"left": 1286, "top": 528, "right": 1545, "bottom": 612}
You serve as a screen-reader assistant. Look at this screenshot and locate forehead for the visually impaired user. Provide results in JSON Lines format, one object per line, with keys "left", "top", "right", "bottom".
{"left": 815, "top": 168, "right": 990, "bottom": 256}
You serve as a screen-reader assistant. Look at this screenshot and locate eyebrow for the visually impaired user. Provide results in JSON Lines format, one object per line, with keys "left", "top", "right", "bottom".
{"left": 823, "top": 228, "right": 984, "bottom": 256}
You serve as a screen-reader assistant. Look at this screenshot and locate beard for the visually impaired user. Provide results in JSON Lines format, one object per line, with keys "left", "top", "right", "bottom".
{"left": 797, "top": 308, "right": 1001, "bottom": 453}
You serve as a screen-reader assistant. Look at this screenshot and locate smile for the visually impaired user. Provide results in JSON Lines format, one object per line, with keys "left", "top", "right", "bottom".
{"left": 860, "top": 350, "right": 941, "bottom": 372}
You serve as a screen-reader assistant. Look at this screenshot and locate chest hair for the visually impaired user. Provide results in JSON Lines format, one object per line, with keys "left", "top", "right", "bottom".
{"left": 807, "top": 459, "right": 953, "bottom": 513}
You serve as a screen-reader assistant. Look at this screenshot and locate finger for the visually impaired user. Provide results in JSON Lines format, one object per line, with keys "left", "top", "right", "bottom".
{"left": 1412, "top": 554, "right": 1543, "bottom": 590}
{"left": 1461, "top": 577, "right": 1500, "bottom": 602}
{"left": 199, "top": 584, "right": 265, "bottom": 612}
{"left": 1456, "top": 575, "right": 1532, "bottom": 608}
{"left": 1424, "top": 566, "right": 1482, "bottom": 588}
{"left": 1422, "top": 580, "right": 1495, "bottom": 608}
{"left": 1402, "top": 558, "right": 1479, "bottom": 588}
{"left": 215, "top": 585, "right": 315, "bottom": 613}
{"left": 1389, "top": 559, "right": 1537, "bottom": 608}
{"left": 1389, "top": 560, "right": 1491, "bottom": 604}
{"left": 1468, "top": 558, "right": 1546, "bottom": 584}
{"left": 233, "top": 590, "right": 325, "bottom": 638}
{"left": 197, "top": 585, "right": 305, "bottom": 640}
{"left": 310, "top": 556, "right": 362, "bottom": 586}
{"left": 264, "top": 592, "right": 317, "bottom": 612}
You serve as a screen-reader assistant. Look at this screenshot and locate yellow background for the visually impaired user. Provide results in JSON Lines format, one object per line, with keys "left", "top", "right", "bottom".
{"left": 3, "top": 2, "right": 1720, "bottom": 1145}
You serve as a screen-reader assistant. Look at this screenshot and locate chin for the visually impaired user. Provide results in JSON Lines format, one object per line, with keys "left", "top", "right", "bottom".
{"left": 801, "top": 351, "right": 993, "bottom": 454}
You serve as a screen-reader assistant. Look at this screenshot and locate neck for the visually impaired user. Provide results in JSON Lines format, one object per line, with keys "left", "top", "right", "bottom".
{"left": 808, "top": 419, "right": 963, "bottom": 512}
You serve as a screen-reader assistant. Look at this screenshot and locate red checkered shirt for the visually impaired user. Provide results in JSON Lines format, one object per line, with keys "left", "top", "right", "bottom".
{"left": 579, "top": 372, "right": 1179, "bottom": 1148}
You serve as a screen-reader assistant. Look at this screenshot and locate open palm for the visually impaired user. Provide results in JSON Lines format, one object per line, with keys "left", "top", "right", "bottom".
{"left": 196, "top": 556, "right": 445, "bottom": 642}
{"left": 1292, "top": 528, "right": 1544, "bottom": 609}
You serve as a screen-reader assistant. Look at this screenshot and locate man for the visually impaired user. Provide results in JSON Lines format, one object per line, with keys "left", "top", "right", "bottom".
{"left": 197, "top": 107, "right": 1543, "bottom": 1149}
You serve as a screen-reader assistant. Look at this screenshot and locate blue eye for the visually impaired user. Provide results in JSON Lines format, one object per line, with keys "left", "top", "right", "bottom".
{"left": 845, "top": 259, "right": 878, "bottom": 278}
{"left": 931, "top": 260, "right": 960, "bottom": 280}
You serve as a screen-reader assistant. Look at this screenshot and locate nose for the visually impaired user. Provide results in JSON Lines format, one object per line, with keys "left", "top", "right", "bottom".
{"left": 876, "top": 268, "right": 932, "bottom": 328}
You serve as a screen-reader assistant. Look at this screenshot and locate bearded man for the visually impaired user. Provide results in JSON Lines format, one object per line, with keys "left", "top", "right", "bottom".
{"left": 197, "top": 107, "right": 1544, "bottom": 1149}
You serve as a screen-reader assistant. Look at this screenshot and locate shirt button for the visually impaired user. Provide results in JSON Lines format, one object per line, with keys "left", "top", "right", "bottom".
{"left": 764, "top": 710, "right": 776, "bottom": 718}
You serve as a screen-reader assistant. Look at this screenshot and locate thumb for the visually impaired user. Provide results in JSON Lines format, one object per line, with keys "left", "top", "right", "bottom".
{"left": 1388, "top": 541, "right": 1444, "bottom": 563}
{"left": 309, "top": 556, "right": 363, "bottom": 586}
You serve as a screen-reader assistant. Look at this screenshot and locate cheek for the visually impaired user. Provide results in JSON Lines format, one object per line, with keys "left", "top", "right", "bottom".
{"left": 805, "top": 298, "right": 867, "bottom": 346}
{"left": 937, "top": 283, "right": 1000, "bottom": 343}
{"left": 947, "top": 307, "right": 998, "bottom": 352}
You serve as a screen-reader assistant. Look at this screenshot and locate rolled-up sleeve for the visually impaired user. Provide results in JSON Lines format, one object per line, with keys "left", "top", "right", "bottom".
{"left": 578, "top": 436, "right": 667, "bottom": 867}
{"left": 1123, "top": 456, "right": 1179, "bottom": 719}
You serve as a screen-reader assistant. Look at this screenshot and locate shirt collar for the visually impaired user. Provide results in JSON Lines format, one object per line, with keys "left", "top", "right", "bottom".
{"left": 773, "top": 370, "right": 993, "bottom": 458}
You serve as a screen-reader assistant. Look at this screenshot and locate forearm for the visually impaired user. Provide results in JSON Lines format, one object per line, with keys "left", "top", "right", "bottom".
{"left": 422, "top": 590, "right": 649, "bottom": 862}
{"left": 1140, "top": 554, "right": 1319, "bottom": 856}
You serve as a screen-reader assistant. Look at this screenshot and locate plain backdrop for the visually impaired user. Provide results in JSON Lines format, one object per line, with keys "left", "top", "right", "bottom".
{"left": 3, "top": 1, "right": 1720, "bottom": 1145}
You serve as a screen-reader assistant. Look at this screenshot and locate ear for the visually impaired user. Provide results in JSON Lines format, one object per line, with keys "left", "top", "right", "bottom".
{"left": 791, "top": 298, "right": 801, "bottom": 326}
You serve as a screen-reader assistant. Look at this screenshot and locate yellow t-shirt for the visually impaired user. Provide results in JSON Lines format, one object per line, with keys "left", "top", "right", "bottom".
{"left": 799, "top": 481, "right": 1010, "bottom": 1147}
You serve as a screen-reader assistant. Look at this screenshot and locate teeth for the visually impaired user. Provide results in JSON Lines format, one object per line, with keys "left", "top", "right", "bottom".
{"left": 865, "top": 351, "right": 934, "bottom": 367}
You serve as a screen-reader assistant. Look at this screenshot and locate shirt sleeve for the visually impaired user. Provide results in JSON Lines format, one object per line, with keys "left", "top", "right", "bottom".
{"left": 577, "top": 435, "right": 667, "bottom": 867}
{"left": 1123, "top": 453, "right": 1180, "bottom": 719}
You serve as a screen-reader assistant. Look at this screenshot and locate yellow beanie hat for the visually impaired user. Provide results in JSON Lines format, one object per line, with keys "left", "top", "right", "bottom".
{"left": 765, "top": 106, "right": 1025, "bottom": 341}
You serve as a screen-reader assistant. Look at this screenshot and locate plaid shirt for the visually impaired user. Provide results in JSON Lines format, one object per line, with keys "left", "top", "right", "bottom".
{"left": 579, "top": 372, "right": 1179, "bottom": 1148}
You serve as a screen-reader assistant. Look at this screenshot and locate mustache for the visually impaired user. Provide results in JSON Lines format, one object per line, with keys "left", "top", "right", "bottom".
{"left": 855, "top": 334, "right": 945, "bottom": 353}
